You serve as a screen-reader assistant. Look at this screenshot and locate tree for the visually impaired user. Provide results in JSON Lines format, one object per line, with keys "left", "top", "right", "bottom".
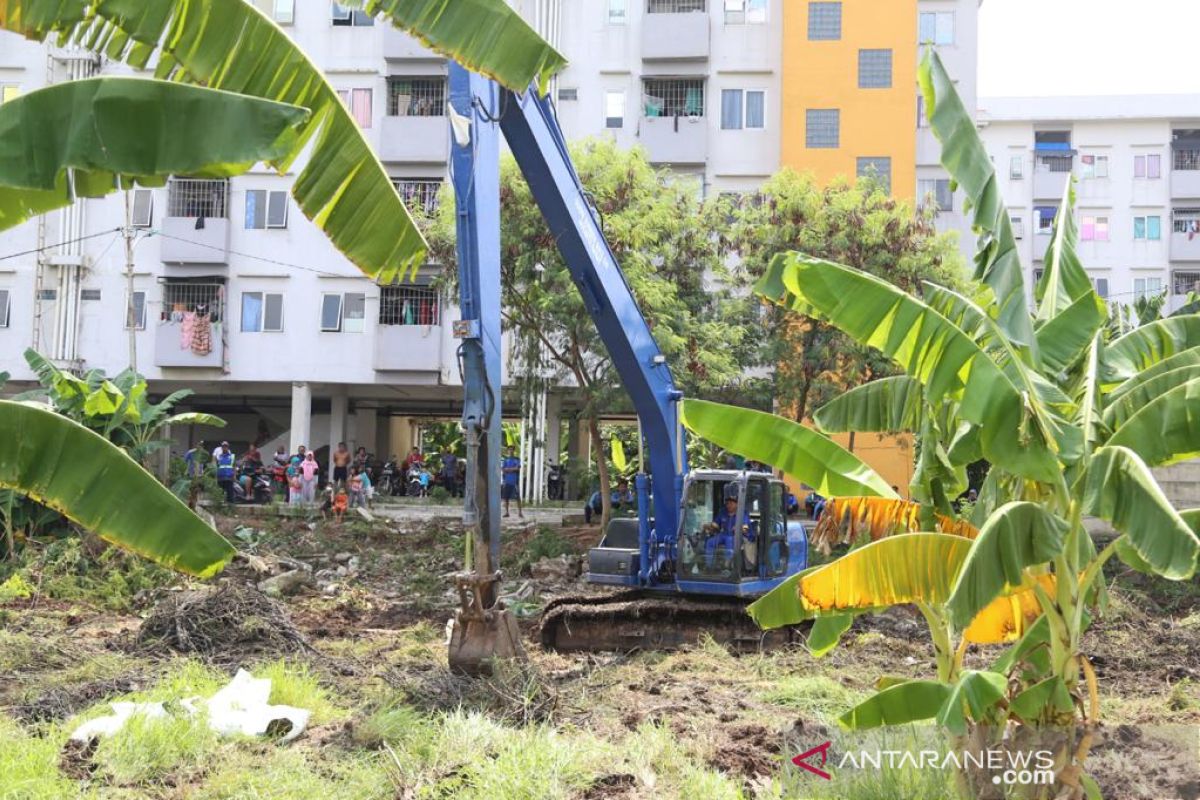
{"left": 681, "top": 52, "right": 1200, "bottom": 798}
{"left": 425, "top": 139, "right": 757, "bottom": 528}
{"left": 721, "top": 170, "right": 965, "bottom": 423}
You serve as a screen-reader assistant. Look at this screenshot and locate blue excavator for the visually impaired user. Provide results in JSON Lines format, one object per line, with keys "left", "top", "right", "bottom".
{"left": 444, "top": 64, "right": 810, "bottom": 672}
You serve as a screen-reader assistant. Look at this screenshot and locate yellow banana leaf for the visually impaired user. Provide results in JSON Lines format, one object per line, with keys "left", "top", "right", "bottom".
{"left": 811, "top": 496, "right": 978, "bottom": 554}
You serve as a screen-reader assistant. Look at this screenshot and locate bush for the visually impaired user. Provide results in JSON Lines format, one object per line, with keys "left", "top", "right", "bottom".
{"left": 429, "top": 486, "right": 450, "bottom": 503}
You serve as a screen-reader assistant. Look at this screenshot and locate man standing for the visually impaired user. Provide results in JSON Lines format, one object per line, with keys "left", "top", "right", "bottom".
{"left": 501, "top": 446, "right": 522, "bottom": 518}
{"left": 441, "top": 448, "right": 458, "bottom": 498}
{"left": 215, "top": 441, "right": 236, "bottom": 504}
{"left": 332, "top": 442, "right": 351, "bottom": 488}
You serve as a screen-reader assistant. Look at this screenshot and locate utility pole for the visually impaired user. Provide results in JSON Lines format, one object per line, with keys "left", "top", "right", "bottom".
{"left": 123, "top": 189, "right": 137, "bottom": 373}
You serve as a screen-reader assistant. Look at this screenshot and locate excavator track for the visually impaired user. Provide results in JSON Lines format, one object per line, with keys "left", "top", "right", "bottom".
{"left": 539, "top": 590, "right": 801, "bottom": 653}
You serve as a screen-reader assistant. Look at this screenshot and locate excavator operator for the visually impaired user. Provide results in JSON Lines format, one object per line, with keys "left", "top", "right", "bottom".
{"left": 704, "top": 484, "right": 757, "bottom": 572}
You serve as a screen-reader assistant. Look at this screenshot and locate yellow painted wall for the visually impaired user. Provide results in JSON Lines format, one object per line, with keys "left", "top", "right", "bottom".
{"left": 781, "top": 0, "right": 917, "bottom": 200}
{"left": 782, "top": 431, "right": 914, "bottom": 500}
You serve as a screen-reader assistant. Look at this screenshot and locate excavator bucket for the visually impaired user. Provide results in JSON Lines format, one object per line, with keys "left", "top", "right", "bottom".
{"left": 447, "top": 571, "right": 527, "bottom": 675}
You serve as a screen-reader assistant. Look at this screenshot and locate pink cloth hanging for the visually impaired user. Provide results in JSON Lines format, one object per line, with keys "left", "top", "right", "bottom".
{"left": 181, "top": 311, "right": 196, "bottom": 350}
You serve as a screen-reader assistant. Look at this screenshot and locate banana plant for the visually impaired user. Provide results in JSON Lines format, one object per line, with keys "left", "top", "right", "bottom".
{"left": 0, "top": 0, "right": 566, "bottom": 281}
{"left": 685, "top": 50, "right": 1200, "bottom": 798}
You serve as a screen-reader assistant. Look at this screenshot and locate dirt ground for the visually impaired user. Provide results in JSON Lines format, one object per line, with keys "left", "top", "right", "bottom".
{"left": 3, "top": 510, "right": 1200, "bottom": 799}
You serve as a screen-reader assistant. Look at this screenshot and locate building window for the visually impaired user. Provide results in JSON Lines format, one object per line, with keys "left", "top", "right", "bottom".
{"left": 647, "top": 0, "right": 705, "bottom": 11}
{"left": 0, "top": 289, "right": 9, "bottom": 329}
{"left": 337, "top": 88, "right": 373, "bottom": 127}
{"left": 916, "top": 95, "right": 928, "bottom": 129}
{"left": 720, "top": 89, "right": 765, "bottom": 130}
{"left": 380, "top": 285, "right": 440, "bottom": 326}
{"left": 387, "top": 77, "right": 445, "bottom": 117}
{"left": 557, "top": 87, "right": 578, "bottom": 102}
{"left": 0, "top": 85, "right": 19, "bottom": 104}
{"left": 807, "top": 2, "right": 841, "bottom": 40}
{"left": 245, "top": 190, "right": 288, "bottom": 229}
{"left": 160, "top": 281, "right": 224, "bottom": 323}
{"left": 272, "top": 0, "right": 294, "bottom": 23}
{"left": 1135, "top": 277, "right": 1164, "bottom": 301}
{"left": 331, "top": 2, "right": 372, "bottom": 25}
{"left": 608, "top": 0, "right": 627, "bottom": 23}
{"left": 917, "top": 178, "right": 952, "bottom": 212}
{"left": 125, "top": 290, "right": 146, "bottom": 330}
{"left": 392, "top": 178, "right": 442, "bottom": 215}
{"left": 805, "top": 108, "right": 839, "bottom": 148}
{"left": 1080, "top": 155, "right": 1108, "bottom": 179}
{"left": 1093, "top": 277, "right": 1109, "bottom": 299}
{"left": 642, "top": 78, "right": 704, "bottom": 117}
{"left": 167, "top": 178, "right": 228, "bottom": 218}
{"left": 919, "top": 11, "right": 954, "bottom": 45}
{"left": 724, "top": 0, "right": 766, "bottom": 24}
{"left": 1135, "top": 154, "right": 1163, "bottom": 179}
{"left": 1033, "top": 268, "right": 1044, "bottom": 285}
{"left": 241, "top": 292, "right": 284, "bottom": 332}
{"left": 1134, "top": 216, "right": 1162, "bottom": 241}
{"left": 858, "top": 49, "right": 893, "bottom": 89}
{"left": 1173, "top": 209, "right": 1200, "bottom": 235}
{"left": 1035, "top": 206, "right": 1056, "bottom": 234}
{"left": 320, "top": 292, "right": 366, "bottom": 333}
{"left": 1174, "top": 270, "right": 1200, "bottom": 296}
{"left": 605, "top": 90, "right": 626, "bottom": 128}
{"left": 1174, "top": 130, "right": 1200, "bottom": 170}
{"left": 1080, "top": 216, "right": 1109, "bottom": 242}
{"left": 1011, "top": 216, "right": 1024, "bottom": 239}
{"left": 1010, "top": 155, "right": 1024, "bottom": 180}
{"left": 857, "top": 157, "right": 892, "bottom": 193}
{"left": 131, "top": 189, "right": 153, "bottom": 228}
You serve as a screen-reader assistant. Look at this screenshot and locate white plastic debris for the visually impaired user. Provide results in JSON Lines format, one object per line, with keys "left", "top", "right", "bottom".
{"left": 70, "top": 669, "right": 310, "bottom": 744}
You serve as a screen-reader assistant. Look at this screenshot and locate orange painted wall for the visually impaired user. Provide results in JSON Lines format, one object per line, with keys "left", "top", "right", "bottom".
{"left": 782, "top": 431, "right": 914, "bottom": 500}
{"left": 781, "top": 0, "right": 918, "bottom": 199}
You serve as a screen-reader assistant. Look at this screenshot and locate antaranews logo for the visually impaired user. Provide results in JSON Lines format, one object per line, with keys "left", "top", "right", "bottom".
{"left": 791, "top": 741, "right": 1055, "bottom": 787}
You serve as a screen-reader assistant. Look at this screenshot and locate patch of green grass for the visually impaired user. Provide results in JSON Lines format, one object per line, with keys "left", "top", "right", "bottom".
{"left": 759, "top": 675, "right": 863, "bottom": 721}
{"left": 0, "top": 630, "right": 60, "bottom": 672}
{"left": 506, "top": 526, "right": 579, "bottom": 575}
{"left": 350, "top": 703, "right": 432, "bottom": 750}
{"left": 621, "top": 722, "right": 745, "bottom": 800}
{"left": 194, "top": 747, "right": 393, "bottom": 800}
{"left": 93, "top": 709, "right": 221, "bottom": 786}
{"left": 1168, "top": 678, "right": 1198, "bottom": 712}
{"left": 0, "top": 715, "right": 77, "bottom": 800}
{"left": 254, "top": 660, "right": 346, "bottom": 726}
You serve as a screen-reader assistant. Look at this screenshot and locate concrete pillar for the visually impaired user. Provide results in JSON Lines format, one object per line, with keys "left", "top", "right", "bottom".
{"left": 329, "top": 391, "right": 348, "bottom": 450}
{"left": 545, "top": 393, "right": 563, "bottom": 466}
{"left": 388, "top": 416, "right": 414, "bottom": 460}
{"left": 354, "top": 407, "right": 377, "bottom": 456}
{"left": 289, "top": 382, "right": 312, "bottom": 454}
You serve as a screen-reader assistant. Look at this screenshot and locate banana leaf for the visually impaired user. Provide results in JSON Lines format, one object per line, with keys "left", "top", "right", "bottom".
{"left": 1036, "top": 179, "right": 1094, "bottom": 321}
{"left": 1107, "top": 346, "right": 1200, "bottom": 403}
{"left": 1036, "top": 290, "right": 1108, "bottom": 375}
{"left": 765, "top": 253, "right": 1065, "bottom": 484}
{"left": 0, "top": 400, "right": 235, "bottom": 577}
{"left": 810, "top": 496, "right": 978, "bottom": 555}
{"left": 679, "top": 399, "right": 897, "bottom": 498}
{"left": 813, "top": 376, "right": 924, "bottom": 434}
{"left": 1103, "top": 366, "right": 1200, "bottom": 431}
{"left": 1105, "top": 316, "right": 1200, "bottom": 382}
{"left": 945, "top": 502, "right": 1066, "bottom": 631}
{"left": 919, "top": 50, "right": 1036, "bottom": 359}
{"left": 838, "top": 680, "right": 951, "bottom": 731}
{"left": 0, "top": 77, "right": 306, "bottom": 230}
{"left": 1081, "top": 445, "right": 1200, "bottom": 579}
{"left": 936, "top": 670, "right": 1007, "bottom": 736}
{"left": 1107, "top": 377, "right": 1200, "bottom": 467}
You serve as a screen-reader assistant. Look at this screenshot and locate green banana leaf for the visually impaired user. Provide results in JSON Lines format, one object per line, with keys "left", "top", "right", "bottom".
{"left": 1009, "top": 676, "right": 1074, "bottom": 722}
{"left": 1103, "top": 366, "right": 1200, "bottom": 431}
{"left": 1105, "top": 316, "right": 1200, "bottom": 381}
{"left": 991, "top": 614, "right": 1052, "bottom": 678}
{"left": 919, "top": 50, "right": 1036, "bottom": 359}
{"left": 838, "top": 680, "right": 951, "bottom": 730}
{"left": 812, "top": 376, "right": 924, "bottom": 433}
{"left": 679, "top": 399, "right": 897, "bottom": 499}
{"left": 0, "top": 77, "right": 306, "bottom": 230}
{"left": 1074, "top": 333, "right": 1105, "bottom": 452}
{"left": 611, "top": 437, "right": 627, "bottom": 473}
{"left": 767, "top": 253, "right": 1064, "bottom": 484}
{"left": 806, "top": 613, "right": 855, "bottom": 658}
{"left": 1107, "top": 346, "right": 1200, "bottom": 403}
{"left": 355, "top": 0, "right": 566, "bottom": 94}
{"left": 0, "top": 400, "right": 235, "bottom": 577}
{"left": 1081, "top": 445, "right": 1200, "bottom": 579}
{"left": 1107, "top": 377, "right": 1200, "bottom": 466}
{"left": 0, "top": 0, "right": 563, "bottom": 282}
{"left": 1036, "top": 179, "right": 1094, "bottom": 321}
{"left": 748, "top": 569, "right": 814, "bottom": 629}
{"left": 935, "top": 670, "right": 1007, "bottom": 736}
{"left": 1036, "top": 290, "right": 1108, "bottom": 375}
{"left": 945, "top": 502, "right": 1067, "bottom": 631}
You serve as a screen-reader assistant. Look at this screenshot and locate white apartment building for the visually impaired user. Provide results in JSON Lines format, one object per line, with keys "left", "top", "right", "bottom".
{"left": 979, "top": 95, "right": 1200, "bottom": 312}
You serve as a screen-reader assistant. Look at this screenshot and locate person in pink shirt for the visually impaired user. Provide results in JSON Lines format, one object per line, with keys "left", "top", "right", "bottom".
{"left": 299, "top": 451, "right": 320, "bottom": 504}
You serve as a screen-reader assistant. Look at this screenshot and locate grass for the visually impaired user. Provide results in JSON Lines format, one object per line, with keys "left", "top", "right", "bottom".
{"left": 254, "top": 659, "right": 345, "bottom": 725}
{"left": 93, "top": 710, "right": 221, "bottom": 786}
{"left": 758, "top": 675, "right": 864, "bottom": 721}
{"left": 0, "top": 715, "right": 78, "bottom": 800}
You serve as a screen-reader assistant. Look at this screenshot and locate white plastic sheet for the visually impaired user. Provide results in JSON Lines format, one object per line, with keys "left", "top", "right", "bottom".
{"left": 70, "top": 668, "right": 310, "bottom": 744}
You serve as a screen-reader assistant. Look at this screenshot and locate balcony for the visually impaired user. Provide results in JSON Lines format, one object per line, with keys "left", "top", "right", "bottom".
{"left": 154, "top": 319, "right": 224, "bottom": 368}
{"left": 1171, "top": 232, "right": 1200, "bottom": 262}
{"left": 639, "top": 115, "right": 708, "bottom": 164}
{"left": 154, "top": 283, "right": 225, "bottom": 368}
{"left": 374, "top": 324, "right": 443, "bottom": 371}
{"left": 1033, "top": 233, "right": 1052, "bottom": 262}
{"left": 1171, "top": 162, "right": 1200, "bottom": 200}
{"left": 379, "top": 115, "right": 448, "bottom": 163}
{"left": 642, "top": 4, "right": 710, "bottom": 61}
{"left": 1032, "top": 156, "right": 1072, "bottom": 200}
{"left": 160, "top": 179, "right": 230, "bottom": 264}
{"left": 383, "top": 26, "right": 439, "bottom": 60}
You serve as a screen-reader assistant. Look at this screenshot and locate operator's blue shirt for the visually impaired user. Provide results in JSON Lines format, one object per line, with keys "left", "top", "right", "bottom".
{"left": 705, "top": 507, "right": 756, "bottom": 566}
{"left": 502, "top": 456, "right": 521, "bottom": 487}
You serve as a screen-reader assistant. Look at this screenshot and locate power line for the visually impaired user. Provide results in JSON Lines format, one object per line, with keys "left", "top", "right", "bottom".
{"left": 0, "top": 228, "right": 122, "bottom": 262}
{"left": 150, "top": 231, "right": 357, "bottom": 278}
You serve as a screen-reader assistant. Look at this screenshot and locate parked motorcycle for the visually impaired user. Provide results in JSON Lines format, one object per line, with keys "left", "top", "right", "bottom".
{"left": 234, "top": 466, "right": 273, "bottom": 504}
{"left": 546, "top": 461, "right": 563, "bottom": 501}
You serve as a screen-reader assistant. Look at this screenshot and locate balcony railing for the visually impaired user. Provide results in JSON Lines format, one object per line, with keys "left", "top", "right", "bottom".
{"left": 154, "top": 283, "right": 225, "bottom": 368}
{"left": 648, "top": 0, "right": 704, "bottom": 11}
{"left": 161, "top": 178, "right": 230, "bottom": 264}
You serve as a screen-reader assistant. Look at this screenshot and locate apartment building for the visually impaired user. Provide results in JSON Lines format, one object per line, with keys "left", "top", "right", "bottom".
{"left": 782, "top": 0, "right": 980, "bottom": 253}
{"left": 978, "top": 95, "right": 1200, "bottom": 312}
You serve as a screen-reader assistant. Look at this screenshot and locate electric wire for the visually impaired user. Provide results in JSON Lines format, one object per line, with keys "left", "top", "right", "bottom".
{"left": 0, "top": 228, "right": 122, "bottom": 261}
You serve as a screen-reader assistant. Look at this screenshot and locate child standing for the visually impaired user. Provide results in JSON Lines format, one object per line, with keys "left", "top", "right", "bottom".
{"left": 300, "top": 452, "right": 320, "bottom": 504}
{"left": 348, "top": 471, "right": 364, "bottom": 508}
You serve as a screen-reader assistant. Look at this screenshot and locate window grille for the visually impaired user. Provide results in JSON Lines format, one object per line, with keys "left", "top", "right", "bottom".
{"left": 858, "top": 49, "right": 892, "bottom": 89}
{"left": 81, "top": 289, "right": 102, "bottom": 301}
{"left": 392, "top": 179, "right": 442, "bottom": 215}
{"left": 1011, "top": 216, "right": 1024, "bottom": 238}
{"left": 856, "top": 157, "right": 892, "bottom": 193}
{"left": 647, "top": 0, "right": 704, "bottom": 12}
{"left": 807, "top": 1, "right": 841, "bottom": 39}
{"left": 1173, "top": 209, "right": 1200, "bottom": 234}
{"left": 0, "top": 289, "right": 10, "bottom": 328}
{"left": 557, "top": 87, "right": 578, "bottom": 102}
{"left": 1033, "top": 269, "right": 1044, "bottom": 285}
{"left": 1035, "top": 155, "right": 1073, "bottom": 173}
{"left": 641, "top": 78, "right": 705, "bottom": 117}
{"left": 1175, "top": 149, "right": 1200, "bottom": 171}
{"left": 380, "top": 285, "right": 441, "bottom": 326}
{"left": 167, "top": 179, "right": 228, "bottom": 218}
{"left": 160, "top": 281, "right": 224, "bottom": 323}
{"left": 805, "top": 108, "right": 839, "bottom": 148}
{"left": 387, "top": 77, "right": 446, "bottom": 117}
{"left": 331, "top": 2, "right": 372, "bottom": 25}
{"left": 1174, "top": 271, "right": 1200, "bottom": 296}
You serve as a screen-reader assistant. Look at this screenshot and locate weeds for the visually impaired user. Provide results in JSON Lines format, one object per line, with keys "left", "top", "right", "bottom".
{"left": 759, "top": 675, "right": 863, "bottom": 720}
{"left": 0, "top": 715, "right": 77, "bottom": 800}
{"left": 93, "top": 709, "right": 221, "bottom": 786}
